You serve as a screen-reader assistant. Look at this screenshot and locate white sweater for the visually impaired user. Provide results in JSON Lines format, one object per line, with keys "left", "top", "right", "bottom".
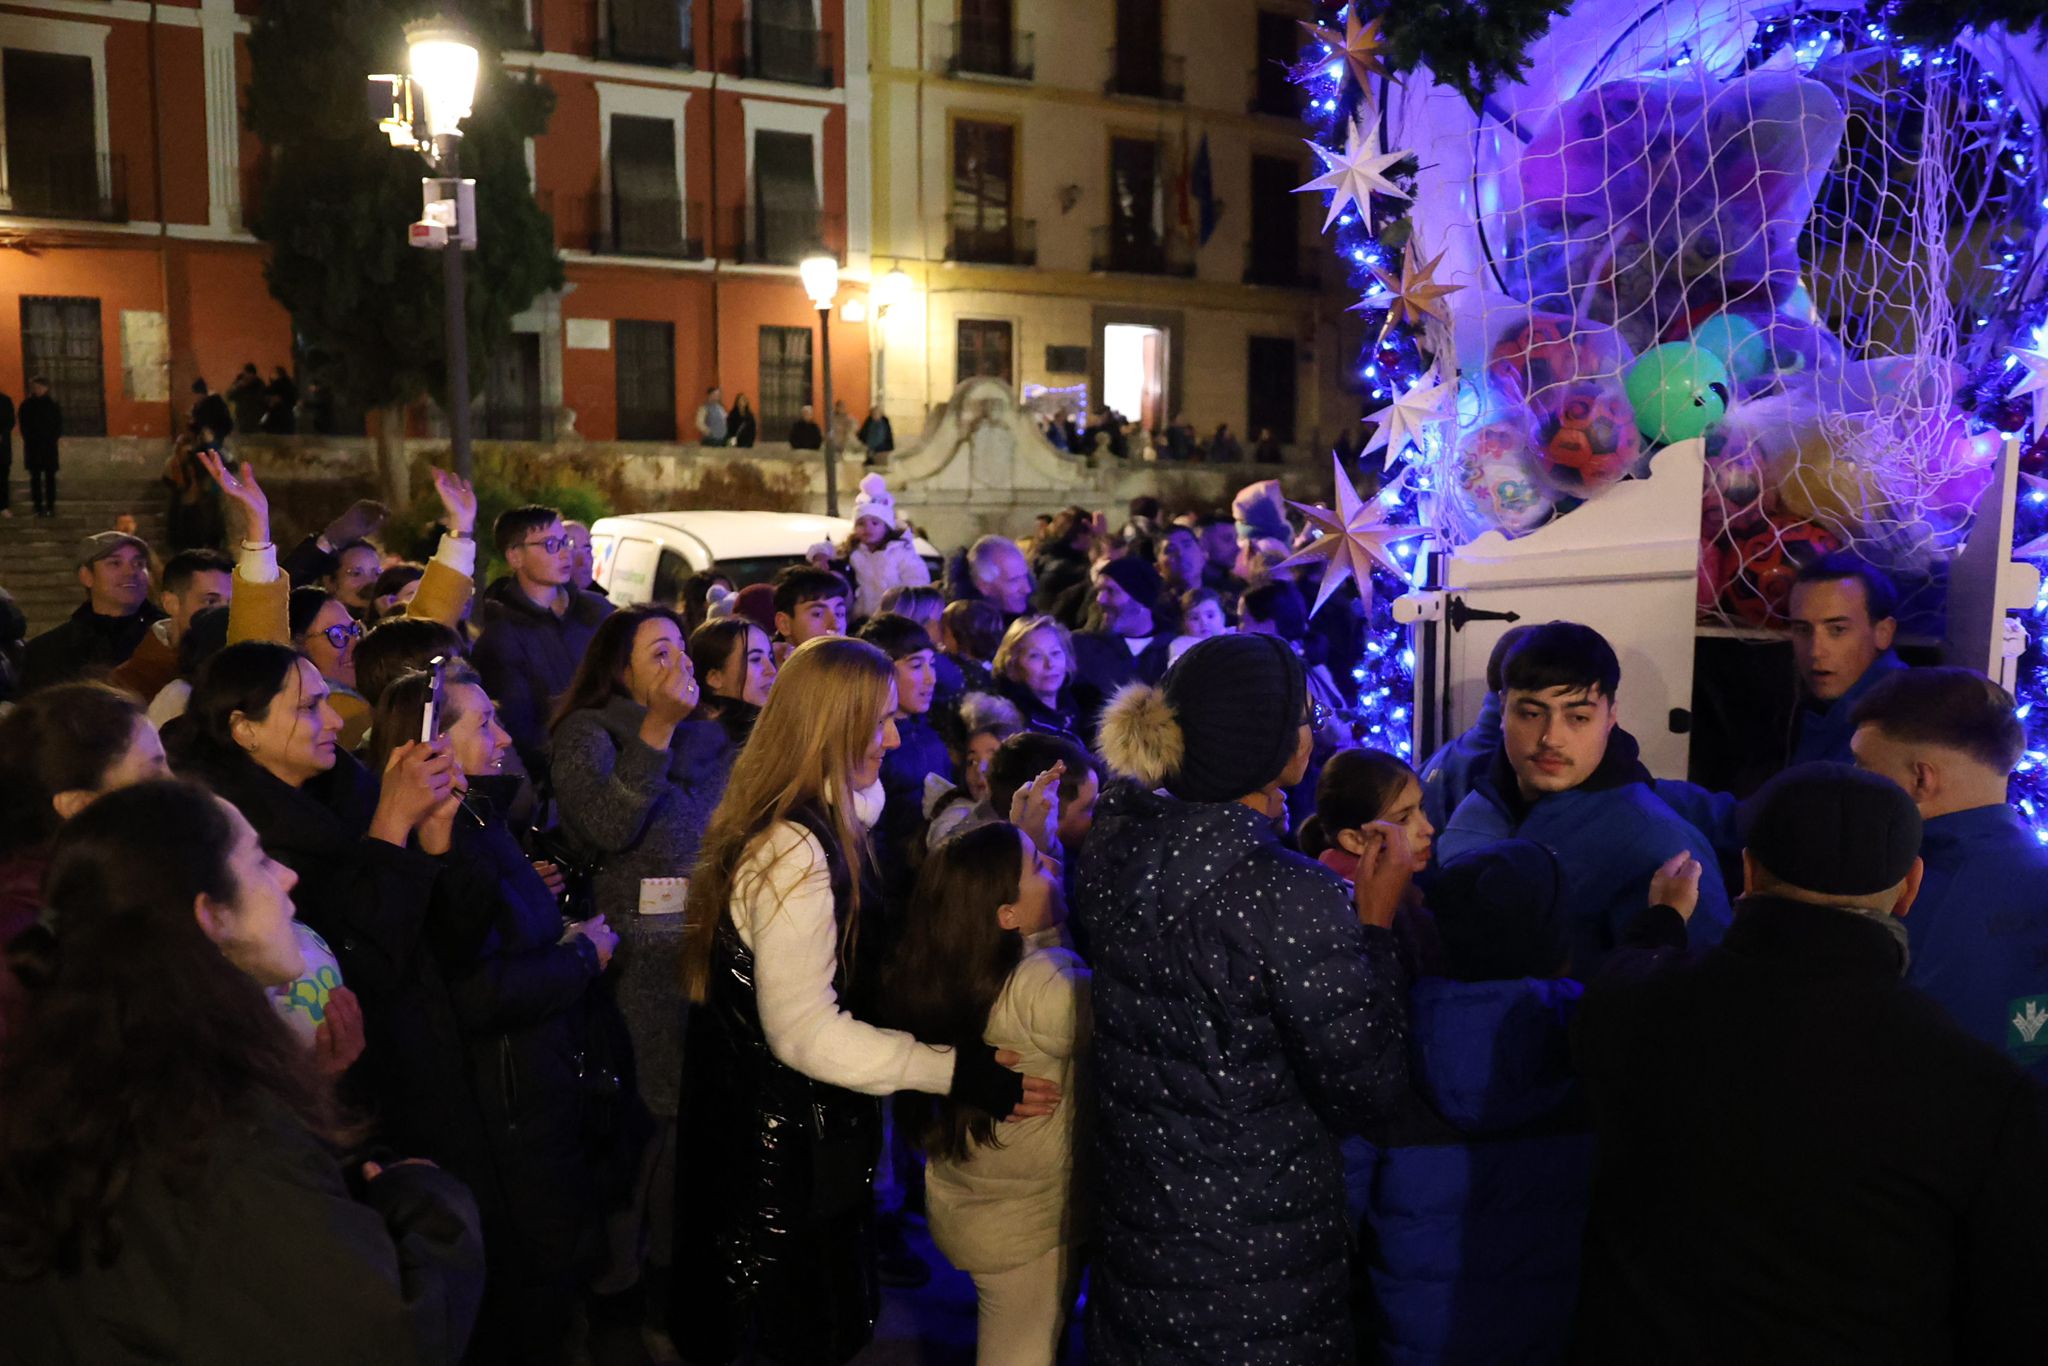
{"left": 732, "top": 820, "right": 955, "bottom": 1097}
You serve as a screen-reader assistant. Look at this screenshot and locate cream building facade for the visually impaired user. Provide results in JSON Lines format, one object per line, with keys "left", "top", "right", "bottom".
{"left": 863, "top": 0, "right": 1359, "bottom": 456}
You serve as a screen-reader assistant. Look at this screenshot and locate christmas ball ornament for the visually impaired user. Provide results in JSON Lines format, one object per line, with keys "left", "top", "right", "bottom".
{"left": 1625, "top": 343, "right": 1731, "bottom": 445}
{"left": 1530, "top": 382, "right": 1643, "bottom": 495}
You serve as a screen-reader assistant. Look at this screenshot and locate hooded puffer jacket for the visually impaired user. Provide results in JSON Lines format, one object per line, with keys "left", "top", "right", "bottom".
{"left": 1072, "top": 783, "right": 1408, "bottom": 1365}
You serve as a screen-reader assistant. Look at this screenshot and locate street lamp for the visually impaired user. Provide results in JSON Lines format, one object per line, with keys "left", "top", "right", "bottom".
{"left": 800, "top": 250, "right": 841, "bottom": 516}
{"left": 372, "top": 19, "right": 482, "bottom": 480}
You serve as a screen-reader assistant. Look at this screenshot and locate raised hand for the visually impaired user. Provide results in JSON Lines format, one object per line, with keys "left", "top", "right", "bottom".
{"left": 1355, "top": 820, "right": 1414, "bottom": 930}
{"left": 1008, "top": 762, "right": 1065, "bottom": 854}
{"left": 370, "top": 740, "right": 458, "bottom": 846}
{"left": 1649, "top": 851, "right": 1703, "bottom": 921}
{"left": 322, "top": 498, "right": 390, "bottom": 550}
{"left": 429, "top": 466, "right": 477, "bottom": 538}
{"left": 199, "top": 449, "right": 271, "bottom": 546}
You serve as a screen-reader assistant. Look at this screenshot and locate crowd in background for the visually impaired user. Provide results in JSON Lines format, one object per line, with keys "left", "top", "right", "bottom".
{"left": 0, "top": 451, "right": 2045, "bottom": 1366}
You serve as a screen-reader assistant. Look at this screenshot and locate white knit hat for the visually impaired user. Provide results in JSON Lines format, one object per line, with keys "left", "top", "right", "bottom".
{"left": 852, "top": 472, "right": 898, "bottom": 529}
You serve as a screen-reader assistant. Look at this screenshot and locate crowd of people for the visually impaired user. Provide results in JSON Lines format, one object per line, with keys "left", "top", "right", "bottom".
{"left": 0, "top": 454, "right": 2044, "bottom": 1366}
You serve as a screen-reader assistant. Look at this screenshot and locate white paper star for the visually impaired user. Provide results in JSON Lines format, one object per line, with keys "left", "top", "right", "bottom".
{"left": 1296, "top": 121, "right": 1411, "bottom": 234}
{"left": 1363, "top": 367, "right": 1458, "bottom": 469}
{"left": 1275, "top": 454, "right": 1429, "bottom": 617}
{"left": 2007, "top": 338, "right": 2048, "bottom": 440}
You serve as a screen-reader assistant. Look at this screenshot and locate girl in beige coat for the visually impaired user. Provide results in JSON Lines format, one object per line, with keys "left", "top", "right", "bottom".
{"left": 885, "top": 820, "right": 1092, "bottom": 1366}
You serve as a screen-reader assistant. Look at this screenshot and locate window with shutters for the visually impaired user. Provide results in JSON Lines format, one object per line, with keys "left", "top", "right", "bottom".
{"left": 950, "top": 118, "right": 1018, "bottom": 264}
{"left": 758, "top": 325, "right": 813, "bottom": 437}
{"left": 2, "top": 49, "right": 109, "bottom": 219}
{"left": 614, "top": 319, "right": 676, "bottom": 441}
{"left": 752, "top": 129, "right": 819, "bottom": 264}
{"left": 20, "top": 295, "right": 104, "bottom": 436}
{"left": 957, "top": 319, "right": 1014, "bottom": 389}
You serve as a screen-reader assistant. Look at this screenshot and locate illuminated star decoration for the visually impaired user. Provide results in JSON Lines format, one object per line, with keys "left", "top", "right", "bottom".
{"left": 2007, "top": 336, "right": 2048, "bottom": 439}
{"left": 1277, "top": 454, "right": 1429, "bottom": 617}
{"left": 1297, "top": 121, "right": 1410, "bottom": 234}
{"left": 1364, "top": 365, "right": 1458, "bottom": 469}
{"left": 1361, "top": 239, "right": 1464, "bottom": 341}
{"left": 1300, "top": 11, "right": 1392, "bottom": 96}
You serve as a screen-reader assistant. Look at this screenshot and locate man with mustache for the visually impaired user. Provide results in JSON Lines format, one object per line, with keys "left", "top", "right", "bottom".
{"left": 1438, "top": 620, "right": 1732, "bottom": 974}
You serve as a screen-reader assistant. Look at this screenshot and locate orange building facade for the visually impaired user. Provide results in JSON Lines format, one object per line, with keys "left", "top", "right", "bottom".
{"left": 0, "top": 0, "right": 871, "bottom": 445}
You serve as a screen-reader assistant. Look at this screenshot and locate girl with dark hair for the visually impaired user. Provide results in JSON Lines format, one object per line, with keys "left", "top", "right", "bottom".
{"left": 680, "top": 568, "right": 735, "bottom": 635}
{"left": 885, "top": 821, "right": 1091, "bottom": 1366}
{"left": 688, "top": 616, "right": 777, "bottom": 750}
{"left": 672, "top": 637, "right": 1058, "bottom": 1365}
{"left": 370, "top": 670, "right": 636, "bottom": 1364}
{"left": 0, "top": 683, "right": 169, "bottom": 1046}
{"left": 725, "top": 393, "right": 758, "bottom": 448}
{"left": 1299, "top": 748, "right": 1435, "bottom": 882}
{"left": 0, "top": 779, "right": 485, "bottom": 1364}
{"left": 548, "top": 605, "right": 729, "bottom": 1286}
{"left": 165, "top": 643, "right": 497, "bottom": 1242}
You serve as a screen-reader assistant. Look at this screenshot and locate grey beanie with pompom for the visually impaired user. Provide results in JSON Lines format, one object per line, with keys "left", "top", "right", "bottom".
{"left": 1099, "top": 634, "right": 1306, "bottom": 802}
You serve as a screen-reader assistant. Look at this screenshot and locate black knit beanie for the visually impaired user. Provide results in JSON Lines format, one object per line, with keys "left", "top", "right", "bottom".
{"left": 1160, "top": 634, "right": 1306, "bottom": 801}
{"left": 1099, "top": 555, "right": 1164, "bottom": 610}
{"left": 1739, "top": 761, "right": 1922, "bottom": 896}
{"left": 1428, "top": 840, "right": 1566, "bottom": 981}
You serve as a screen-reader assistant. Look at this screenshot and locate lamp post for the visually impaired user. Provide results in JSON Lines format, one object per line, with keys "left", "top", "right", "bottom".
{"left": 800, "top": 250, "right": 841, "bottom": 516}
{"left": 374, "top": 20, "right": 481, "bottom": 481}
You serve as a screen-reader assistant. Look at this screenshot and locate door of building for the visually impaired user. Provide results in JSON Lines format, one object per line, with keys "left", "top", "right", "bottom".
{"left": 20, "top": 295, "right": 105, "bottom": 436}
{"left": 1246, "top": 335, "right": 1296, "bottom": 445}
{"left": 615, "top": 319, "right": 676, "bottom": 441}
{"left": 481, "top": 332, "right": 544, "bottom": 440}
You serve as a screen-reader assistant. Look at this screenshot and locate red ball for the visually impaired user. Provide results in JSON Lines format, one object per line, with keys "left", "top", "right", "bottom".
{"left": 1532, "top": 386, "right": 1642, "bottom": 493}
{"left": 1717, "top": 520, "right": 1842, "bottom": 626}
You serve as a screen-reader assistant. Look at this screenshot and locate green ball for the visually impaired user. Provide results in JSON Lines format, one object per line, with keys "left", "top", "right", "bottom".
{"left": 1625, "top": 343, "right": 1731, "bottom": 445}
{"left": 1686, "top": 313, "right": 1768, "bottom": 383}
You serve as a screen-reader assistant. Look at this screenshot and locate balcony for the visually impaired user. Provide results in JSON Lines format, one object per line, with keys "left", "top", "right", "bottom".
{"left": 0, "top": 151, "right": 126, "bottom": 222}
{"left": 1091, "top": 224, "right": 1194, "bottom": 277}
{"left": 1243, "top": 243, "right": 1319, "bottom": 289}
{"left": 599, "top": 0, "right": 693, "bottom": 67}
{"left": 946, "top": 213, "right": 1036, "bottom": 266}
{"left": 588, "top": 192, "right": 704, "bottom": 259}
{"left": 1103, "top": 47, "right": 1184, "bottom": 102}
{"left": 947, "top": 20, "right": 1034, "bottom": 81}
{"left": 737, "top": 18, "right": 834, "bottom": 87}
{"left": 717, "top": 205, "right": 845, "bottom": 265}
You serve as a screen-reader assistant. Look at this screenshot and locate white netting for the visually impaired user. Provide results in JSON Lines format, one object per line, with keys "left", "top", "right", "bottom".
{"left": 1391, "top": 0, "right": 2047, "bottom": 629}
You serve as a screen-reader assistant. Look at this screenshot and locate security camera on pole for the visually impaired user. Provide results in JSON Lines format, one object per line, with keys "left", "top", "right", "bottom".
{"left": 369, "top": 20, "right": 481, "bottom": 482}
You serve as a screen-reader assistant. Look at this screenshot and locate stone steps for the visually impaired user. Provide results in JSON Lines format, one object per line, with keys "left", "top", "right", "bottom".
{"left": 1, "top": 484, "right": 170, "bottom": 635}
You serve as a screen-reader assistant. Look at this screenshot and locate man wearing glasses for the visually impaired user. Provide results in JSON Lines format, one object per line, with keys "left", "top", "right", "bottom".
{"left": 473, "top": 504, "right": 614, "bottom": 777}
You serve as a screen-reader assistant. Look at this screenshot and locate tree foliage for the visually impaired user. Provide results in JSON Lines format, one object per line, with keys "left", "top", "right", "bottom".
{"left": 1369, "top": 0, "right": 1578, "bottom": 109}
{"left": 245, "top": 0, "right": 563, "bottom": 414}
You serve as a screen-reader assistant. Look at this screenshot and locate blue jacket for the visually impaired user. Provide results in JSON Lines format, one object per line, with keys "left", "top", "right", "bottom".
{"left": 1418, "top": 693, "right": 1502, "bottom": 835}
{"left": 1348, "top": 976, "right": 1592, "bottom": 1366}
{"left": 1789, "top": 649, "right": 1905, "bottom": 766}
{"left": 1439, "top": 735, "right": 1731, "bottom": 975}
{"left": 1909, "top": 804, "right": 2048, "bottom": 1084}
{"left": 1073, "top": 784, "right": 1409, "bottom": 1364}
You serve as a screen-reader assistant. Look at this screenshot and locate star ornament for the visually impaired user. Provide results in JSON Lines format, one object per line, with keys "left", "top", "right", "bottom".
{"left": 1297, "top": 122, "right": 1411, "bottom": 233}
{"left": 1364, "top": 367, "right": 1458, "bottom": 469}
{"left": 1277, "top": 455, "right": 1428, "bottom": 617}
{"left": 2007, "top": 337, "right": 2048, "bottom": 439}
{"left": 1361, "top": 239, "right": 1464, "bottom": 339}
{"left": 1300, "top": 12, "right": 1392, "bottom": 94}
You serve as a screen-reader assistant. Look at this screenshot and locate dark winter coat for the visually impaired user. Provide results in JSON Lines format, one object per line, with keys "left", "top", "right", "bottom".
{"left": 1573, "top": 895, "right": 2048, "bottom": 1364}
{"left": 1029, "top": 541, "right": 1091, "bottom": 619}
{"left": 876, "top": 711, "right": 952, "bottom": 882}
{"left": 726, "top": 408, "right": 758, "bottom": 447}
{"left": 1071, "top": 629, "right": 1173, "bottom": 732}
{"left": 995, "top": 675, "right": 1088, "bottom": 749}
{"left": 671, "top": 805, "right": 882, "bottom": 1366}
{"left": 1072, "top": 785, "right": 1409, "bottom": 1364}
{"left": 168, "top": 740, "right": 502, "bottom": 1220}
{"left": 20, "top": 599, "right": 168, "bottom": 693}
{"left": 18, "top": 392, "right": 60, "bottom": 468}
{"left": 0, "top": 1096, "right": 485, "bottom": 1366}
{"left": 1788, "top": 648, "right": 1905, "bottom": 767}
{"left": 787, "top": 418, "right": 824, "bottom": 450}
{"left": 549, "top": 695, "right": 728, "bottom": 1117}
{"left": 1347, "top": 976, "right": 1593, "bottom": 1366}
{"left": 1907, "top": 803, "right": 2048, "bottom": 1085}
{"left": 471, "top": 577, "right": 615, "bottom": 776}
{"left": 0, "top": 390, "right": 14, "bottom": 458}
{"left": 1438, "top": 730, "right": 1730, "bottom": 975}
{"left": 192, "top": 390, "right": 234, "bottom": 442}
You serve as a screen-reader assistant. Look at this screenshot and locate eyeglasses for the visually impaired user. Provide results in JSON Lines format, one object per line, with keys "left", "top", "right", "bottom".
{"left": 522, "top": 535, "right": 571, "bottom": 554}
{"left": 315, "top": 621, "right": 364, "bottom": 650}
{"left": 1309, "top": 700, "right": 1331, "bottom": 731}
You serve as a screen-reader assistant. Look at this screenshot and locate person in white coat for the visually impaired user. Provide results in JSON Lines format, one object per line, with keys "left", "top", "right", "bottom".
{"left": 843, "top": 473, "right": 931, "bottom": 623}
{"left": 883, "top": 819, "right": 1092, "bottom": 1366}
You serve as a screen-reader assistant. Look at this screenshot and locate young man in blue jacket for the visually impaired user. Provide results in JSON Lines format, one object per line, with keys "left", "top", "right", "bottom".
{"left": 1850, "top": 666, "right": 2048, "bottom": 1083}
{"left": 1786, "top": 552, "right": 1905, "bottom": 766}
{"left": 1438, "top": 621, "right": 1730, "bottom": 974}
{"left": 1417, "top": 624, "right": 1533, "bottom": 833}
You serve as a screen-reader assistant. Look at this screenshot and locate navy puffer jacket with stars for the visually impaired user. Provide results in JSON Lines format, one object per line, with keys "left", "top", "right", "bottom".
{"left": 1074, "top": 783, "right": 1410, "bottom": 1364}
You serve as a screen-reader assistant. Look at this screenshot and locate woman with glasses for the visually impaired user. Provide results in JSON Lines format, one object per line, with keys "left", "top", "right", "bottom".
{"left": 292, "top": 586, "right": 368, "bottom": 742}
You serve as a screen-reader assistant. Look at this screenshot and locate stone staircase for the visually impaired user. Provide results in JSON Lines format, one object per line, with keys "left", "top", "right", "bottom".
{"left": 0, "top": 479, "right": 170, "bottom": 635}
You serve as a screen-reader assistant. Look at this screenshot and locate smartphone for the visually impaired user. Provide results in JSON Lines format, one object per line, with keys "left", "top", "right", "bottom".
{"left": 420, "top": 654, "right": 447, "bottom": 743}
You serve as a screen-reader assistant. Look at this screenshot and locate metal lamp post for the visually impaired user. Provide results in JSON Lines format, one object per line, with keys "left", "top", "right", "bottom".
{"left": 799, "top": 251, "right": 841, "bottom": 516}
{"left": 373, "top": 21, "right": 482, "bottom": 481}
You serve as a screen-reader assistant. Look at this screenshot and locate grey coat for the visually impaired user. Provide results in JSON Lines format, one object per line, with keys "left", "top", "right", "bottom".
{"left": 549, "top": 695, "right": 730, "bottom": 1115}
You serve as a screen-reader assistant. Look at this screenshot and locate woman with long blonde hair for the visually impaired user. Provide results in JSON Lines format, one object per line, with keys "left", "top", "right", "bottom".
{"left": 670, "top": 637, "right": 1056, "bottom": 1366}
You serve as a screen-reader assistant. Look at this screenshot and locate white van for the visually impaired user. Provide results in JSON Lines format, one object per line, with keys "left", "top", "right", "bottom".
{"left": 589, "top": 510, "right": 943, "bottom": 607}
